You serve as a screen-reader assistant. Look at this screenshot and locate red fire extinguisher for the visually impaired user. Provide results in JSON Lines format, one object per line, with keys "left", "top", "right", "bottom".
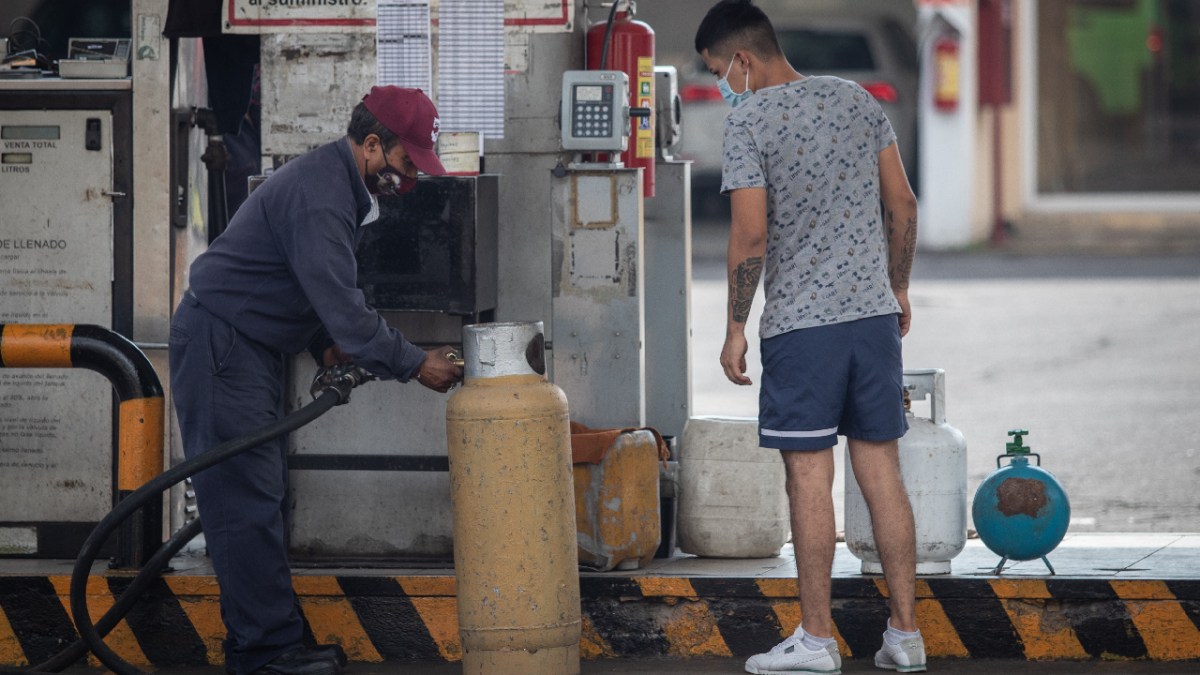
{"left": 587, "top": 1, "right": 655, "bottom": 198}
{"left": 932, "top": 34, "right": 961, "bottom": 113}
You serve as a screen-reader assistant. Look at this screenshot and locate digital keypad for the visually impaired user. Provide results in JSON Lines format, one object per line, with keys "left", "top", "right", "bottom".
{"left": 572, "top": 85, "right": 614, "bottom": 138}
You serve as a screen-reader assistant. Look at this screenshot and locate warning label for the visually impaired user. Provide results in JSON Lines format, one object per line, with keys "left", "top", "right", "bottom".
{"left": 225, "top": 0, "right": 376, "bottom": 33}
{"left": 225, "top": 0, "right": 574, "bottom": 34}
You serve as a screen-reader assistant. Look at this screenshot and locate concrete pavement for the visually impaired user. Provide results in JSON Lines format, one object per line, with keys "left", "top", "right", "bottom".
{"left": 689, "top": 220, "right": 1200, "bottom": 533}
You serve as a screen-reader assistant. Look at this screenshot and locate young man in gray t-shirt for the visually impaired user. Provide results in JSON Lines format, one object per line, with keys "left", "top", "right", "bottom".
{"left": 696, "top": 1, "right": 925, "bottom": 673}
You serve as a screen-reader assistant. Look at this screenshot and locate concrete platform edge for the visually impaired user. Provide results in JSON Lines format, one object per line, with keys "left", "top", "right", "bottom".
{"left": 2, "top": 566, "right": 1200, "bottom": 668}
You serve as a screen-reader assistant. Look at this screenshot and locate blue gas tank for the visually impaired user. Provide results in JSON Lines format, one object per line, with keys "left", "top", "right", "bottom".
{"left": 971, "top": 429, "right": 1069, "bottom": 575}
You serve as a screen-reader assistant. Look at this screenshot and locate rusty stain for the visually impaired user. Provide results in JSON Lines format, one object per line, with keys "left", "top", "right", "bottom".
{"left": 622, "top": 242, "right": 638, "bottom": 297}
{"left": 996, "top": 477, "right": 1047, "bottom": 517}
{"left": 661, "top": 601, "right": 731, "bottom": 657}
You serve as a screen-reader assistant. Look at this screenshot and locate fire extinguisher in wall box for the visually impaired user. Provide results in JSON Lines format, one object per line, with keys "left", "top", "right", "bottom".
{"left": 587, "top": 1, "right": 655, "bottom": 197}
{"left": 933, "top": 34, "right": 961, "bottom": 113}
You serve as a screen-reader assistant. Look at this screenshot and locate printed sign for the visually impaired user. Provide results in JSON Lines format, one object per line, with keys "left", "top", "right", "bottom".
{"left": 504, "top": 0, "right": 572, "bottom": 31}
{"left": 0, "top": 110, "right": 114, "bottom": 528}
{"left": 225, "top": 0, "right": 377, "bottom": 34}
{"left": 634, "top": 56, "right": 654, "bottom": 159}
{"left": 225, "top": 0, "right": 572, "bottom": 34}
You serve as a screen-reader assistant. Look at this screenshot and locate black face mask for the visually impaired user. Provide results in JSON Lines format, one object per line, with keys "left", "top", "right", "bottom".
{"left": 370, "top": 162, "right": 417, "bottom": 196}
{"left": 365, "top": 143, "right": 418, "bottom": 197}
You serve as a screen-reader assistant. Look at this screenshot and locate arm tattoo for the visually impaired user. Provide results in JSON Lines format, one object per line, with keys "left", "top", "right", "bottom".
{"left": 888, "top": 213, "right": 917, "bottom": 291}
{"left": 729, "top": 256, "right": 763, "bottom": 324}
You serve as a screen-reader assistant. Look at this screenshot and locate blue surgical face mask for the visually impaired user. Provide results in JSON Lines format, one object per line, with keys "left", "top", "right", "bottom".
{"left": 717, "top": 56, "right": 752, "bottom": 108}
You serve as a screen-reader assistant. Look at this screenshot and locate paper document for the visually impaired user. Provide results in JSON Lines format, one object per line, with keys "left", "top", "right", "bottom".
{"left": 377, "top": 0, "right": 433, "bottom": 92}
{"left": 438, "top": 0, "right": 505, "bottom": 139}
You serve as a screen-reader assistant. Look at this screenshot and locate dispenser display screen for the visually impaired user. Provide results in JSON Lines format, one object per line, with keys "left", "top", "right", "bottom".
{"left": 1, "top": 125, "right": 61, "bottom": 140}
{"left": 575, "top": 85, "right": 603, "bottom": 102}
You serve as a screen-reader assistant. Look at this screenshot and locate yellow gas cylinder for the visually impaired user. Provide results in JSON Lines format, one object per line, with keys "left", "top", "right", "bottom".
{"left": 445, "top": 321, "right": 581, "bottom": 675}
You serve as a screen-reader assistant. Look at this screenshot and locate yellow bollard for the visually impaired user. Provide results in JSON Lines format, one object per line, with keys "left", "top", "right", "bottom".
{"left": 445, "top": 322, "right": 581, "bottom": 675}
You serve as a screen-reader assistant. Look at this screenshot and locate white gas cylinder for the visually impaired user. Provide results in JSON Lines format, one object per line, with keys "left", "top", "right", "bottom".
{"left": 677, "top": 416, "right": 789, "bottom": 558}
{"left": 844, "top": 369, "right": 967, "bottom": 574}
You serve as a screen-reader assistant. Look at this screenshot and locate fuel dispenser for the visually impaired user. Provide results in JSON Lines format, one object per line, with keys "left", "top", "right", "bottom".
{"left": 174, "top": 28, "right": 508, "bottom": 562}
{"left": 148, "top": 0, "right": 688, "bottom": 568}
{"left": 0, "top": 80, "right": 136, "bottom": 560}
{"left": 553, "top": 70, "right": 649, "bottom": 430}
{"left": 286, "top": 175, "right": 499, "bottom": 561}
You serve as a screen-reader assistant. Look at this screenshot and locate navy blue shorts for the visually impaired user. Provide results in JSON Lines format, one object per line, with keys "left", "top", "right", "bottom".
{"left": 758, "top": 314, "right": 908, "bottom": 451}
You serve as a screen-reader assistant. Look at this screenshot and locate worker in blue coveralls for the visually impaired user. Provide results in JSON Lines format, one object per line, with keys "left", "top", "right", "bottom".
{"left": 695, "top": 2, "right": 924, "bottom": 674}
{"left": 169, "top": 86, "right": 463, "bottom": 675}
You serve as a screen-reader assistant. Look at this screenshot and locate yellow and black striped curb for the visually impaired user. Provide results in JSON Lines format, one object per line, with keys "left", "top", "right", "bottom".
{"left": 2, "top": 575, "right": 1199, "bottom": 668}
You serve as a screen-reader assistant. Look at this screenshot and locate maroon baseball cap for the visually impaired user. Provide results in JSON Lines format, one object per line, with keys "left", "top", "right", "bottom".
{"left": 362, "top": 86, "right": 447, "bottom": 176}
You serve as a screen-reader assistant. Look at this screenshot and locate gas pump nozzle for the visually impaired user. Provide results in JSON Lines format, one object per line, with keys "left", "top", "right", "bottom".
{"left": 310, "top": 363, "right": 376, "bottom": 404}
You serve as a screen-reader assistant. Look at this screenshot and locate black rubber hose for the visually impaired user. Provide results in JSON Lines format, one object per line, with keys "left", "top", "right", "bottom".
{"left": 67, "top": 389, "right": 342, "bottom": 675}
{"left": 0, "top": 518, "right": 204, "bottom": 675}
{"left": 598, "top": 0, "right": 621, "bottom": 70}
{"left": 32, "top": 518, "right": 203, "bottom": 672}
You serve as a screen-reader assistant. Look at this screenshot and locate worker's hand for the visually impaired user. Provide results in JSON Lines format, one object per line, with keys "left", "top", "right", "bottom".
{"left": 414, "top": 346, "right": 464, "bottom": 393}
{"left": 720, "top": 332, "right": 752, "bottom": 386}
{"left": 322, "top": 344, "right": 353, "bottom": 367}
{"left": 894, "top": 289, "right": 912, "bottom": 337}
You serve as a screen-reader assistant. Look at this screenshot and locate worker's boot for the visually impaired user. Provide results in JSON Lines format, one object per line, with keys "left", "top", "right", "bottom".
{"left": 227, "top": 643, "right": 346, "bottom": 675}
{"left": 247, "top": 646, "right": 343, "bottom": 675}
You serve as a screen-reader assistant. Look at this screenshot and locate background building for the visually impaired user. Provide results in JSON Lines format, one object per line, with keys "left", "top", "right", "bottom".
{"left": 642, "top": 0, "right": 1200, "bottom": 252}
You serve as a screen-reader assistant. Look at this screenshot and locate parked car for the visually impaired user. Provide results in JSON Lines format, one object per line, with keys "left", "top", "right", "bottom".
{"left": 677, "top": 4, "right": 920, "bottom": 220}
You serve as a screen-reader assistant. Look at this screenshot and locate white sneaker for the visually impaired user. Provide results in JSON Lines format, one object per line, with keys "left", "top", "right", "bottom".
{"left": 744, "top": 632, "right": 841, "bottom": 675}
{"left": 874, "top": 631, "right": 927, "bottom": 672}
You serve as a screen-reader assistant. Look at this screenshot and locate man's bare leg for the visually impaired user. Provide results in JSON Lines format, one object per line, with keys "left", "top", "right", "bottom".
{"left": 781, "top": 448, "right": 837, "bottom": 638}
{"left": 847, "top": 437, "right": 917, "bottom": 631}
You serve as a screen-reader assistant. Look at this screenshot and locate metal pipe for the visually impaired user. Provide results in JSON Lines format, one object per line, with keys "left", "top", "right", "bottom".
{"left": 0, "top": 323, "right": 164, "bottom": 568}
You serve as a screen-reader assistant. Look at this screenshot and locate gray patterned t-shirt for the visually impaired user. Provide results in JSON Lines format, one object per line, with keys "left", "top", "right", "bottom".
{"left": 721, "top": 76, "right": 901, "bottom": 339}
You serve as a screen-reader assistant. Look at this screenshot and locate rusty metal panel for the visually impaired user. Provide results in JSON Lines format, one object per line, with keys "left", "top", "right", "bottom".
{"left": 224, "top": 0, "right": 375, "bottom": 34}
{"left": 260, "top": 33, "right": 376, "bottom": 159}
{"left": 551, "top": 167, "right": 645, "bottom": 429}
